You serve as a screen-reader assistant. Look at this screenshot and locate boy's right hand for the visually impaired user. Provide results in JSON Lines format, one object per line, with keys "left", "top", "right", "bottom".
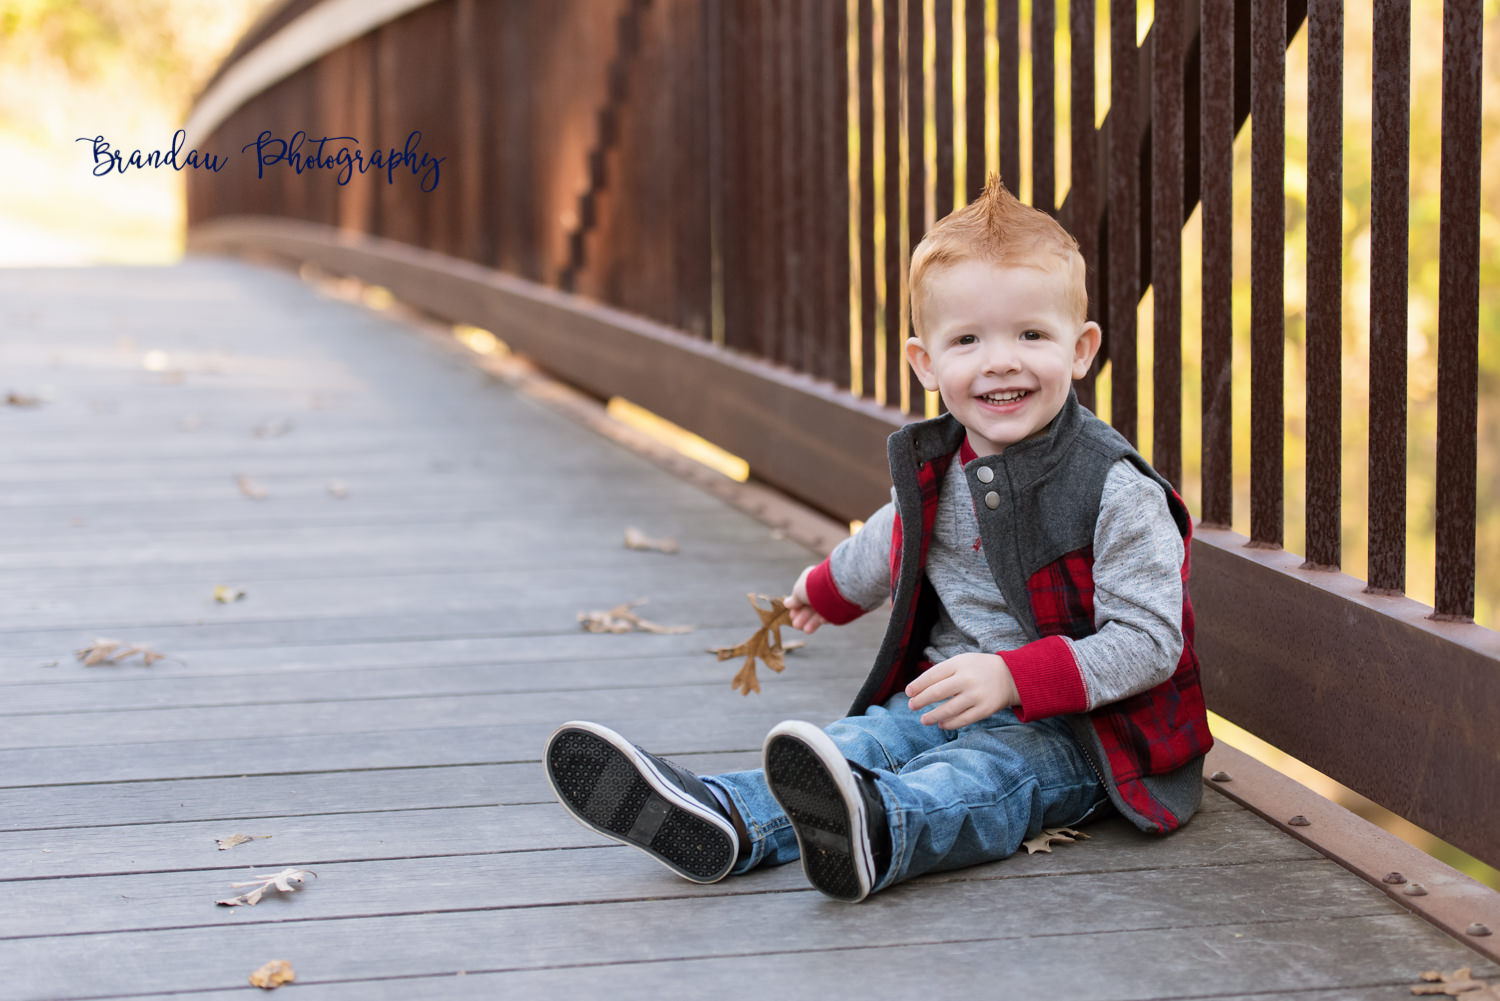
{"left": 784, "top": 564, "right": 828, "bottom": 634}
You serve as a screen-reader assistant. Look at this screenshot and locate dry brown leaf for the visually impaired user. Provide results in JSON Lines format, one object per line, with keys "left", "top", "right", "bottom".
{"left": 578, "top": 600, "right": 692, "bottom": 635}
{"left": 1021, "top": 827, "right": 1092, "bottom": 855}
{"left": 709, "top": 594, "right": 800, "bottom": 696}
{"left": 1413, "top": 969, "right": 1495, "bottom": 997}
{"left": 237, "top": 475, "right": 268, "bottom": 500}
{"left": 216, "top": 867, "right": 316, "bottom": 907}
{"left": 213, "top": 585, "right": 247, "bottom": 604}
{"left": 216, "top": 834, "right": 271, "bottom": 851}
{"left": 623, "top": 526, "right": 679, "bottom": 554}
{"left": 5, "top": 391, "right": 43, "bottom": 407}
{"left": 76, "top": 638, "right": 166, "bottom": 667}
{"left": 248, "top": 960, "right": 296, "bottom": 990}
{"left": 327, "top": 480, "right": 348, "bottom": 499}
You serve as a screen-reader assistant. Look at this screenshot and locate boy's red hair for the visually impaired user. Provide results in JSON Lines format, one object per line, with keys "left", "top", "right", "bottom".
{"left": 909, "top": 175, "right": 1088, "bottom": 337}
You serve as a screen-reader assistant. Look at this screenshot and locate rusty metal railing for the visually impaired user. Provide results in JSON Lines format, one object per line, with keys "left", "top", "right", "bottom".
{"left": 183, "top": 0, "right": 1496, "bottom": 869}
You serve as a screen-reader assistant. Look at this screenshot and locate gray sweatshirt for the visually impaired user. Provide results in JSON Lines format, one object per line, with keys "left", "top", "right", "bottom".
{"left": 828, "top": 455, "right": 1185, "bottom": 710}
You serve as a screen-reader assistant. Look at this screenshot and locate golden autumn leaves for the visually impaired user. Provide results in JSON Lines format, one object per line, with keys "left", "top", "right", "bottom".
{"left": 579, "top": 530, "right": 805, "bottom": 694}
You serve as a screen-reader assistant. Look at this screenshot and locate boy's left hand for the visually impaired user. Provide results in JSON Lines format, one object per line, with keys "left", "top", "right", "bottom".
{"left": 905, "top": 653, "right": 1019, "bottom": 730}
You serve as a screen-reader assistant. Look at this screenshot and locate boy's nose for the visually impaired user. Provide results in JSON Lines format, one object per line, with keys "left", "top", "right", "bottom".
{"left": 981, "top": 343, "right": 1022, "bottom": 374}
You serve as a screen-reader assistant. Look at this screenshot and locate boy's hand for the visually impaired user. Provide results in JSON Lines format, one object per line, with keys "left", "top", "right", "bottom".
{"left": 906, "top": 653, "right": 1019, "bottom": 729}
{"left": 784, "top": 565, "right": 828, "bottom": 634}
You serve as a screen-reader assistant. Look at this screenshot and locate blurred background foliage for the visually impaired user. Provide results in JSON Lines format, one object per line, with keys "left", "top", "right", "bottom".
{"left": 0, "top": 0, "right": 270, "bottom": 261}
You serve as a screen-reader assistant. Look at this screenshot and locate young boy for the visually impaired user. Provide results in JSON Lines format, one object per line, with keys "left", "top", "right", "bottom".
{"left": 544, "top": 177, "right": 1212, "bottom": 902}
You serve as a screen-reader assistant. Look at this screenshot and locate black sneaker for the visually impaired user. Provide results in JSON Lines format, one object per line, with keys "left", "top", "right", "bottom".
{"left": 544, "top": 721, "right": 739, "bottom": 884}
{"left": 763, "top": 720, "right": 889, "bottom": 902}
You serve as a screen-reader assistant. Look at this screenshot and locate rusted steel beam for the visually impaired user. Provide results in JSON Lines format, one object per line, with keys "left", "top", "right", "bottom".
{"left": 804, "top": 0, "right": 832, "bottom": 376}
{"left": 1367, "top": 0, "right": 1410, "bottom": 593}
{"left": 1249, "top": 0, "right": 1285, "bottom": 548}
{"left": 1068, "top": 0, "right": 1098, "bottom": 412}
{"left": 1205, "top": 745, "right": 1500, "bottom": 966}
{"left": 906, "top": 0, "right": 928, "bottom": 411}
{"left": 1197, "top": 1, "right": 1233, "bottom": 527}
{"left": 747, "top": 3, "right": 772, "bottom": 359}
{"left": 964, "top": 0, "right": 986, "bottom": 202}
{"left": 720, "top": 1, "right": 750, "bottom": 352}
{"left": 1107, "top": 0, "right": 1139, "bottom": 444}
{"left": 780, "top": 0, "right": 804, "bottom": 367}
{"left": 1303, "top": 0, "right": 1342, "bottom": 570}
{"left": 1150, "top": 0, "right": 1182, "bottom": 488}
{"left": 996, "top": 1, "right": 1020, "bottom": 193}
{"left": 673, "top": 0, "right": 712, "bottom": 341}
{"left": 1192, "top": 524, "right": 1500, "bottom": 871}
{"left": 1434, "top": 0, "right": 1481, "bottom": 621}
{"left": 827, "top": 0, "right": 852, "bottom": 387}
{"left": 883, "top": 0, "right": 905, "bottom": 406}
{"left": 858, "top": 0, "right": 878, "bottom": 399}
{"left": 1031, "top": 0, "right": 1056, "bottom": 214}
{"left": 933, "top": 0, "right": 955, "bottom": 218}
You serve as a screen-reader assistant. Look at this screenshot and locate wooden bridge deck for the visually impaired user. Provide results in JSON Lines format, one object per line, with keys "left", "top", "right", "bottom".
{"left": 1, "top": 259, "right": 1493, "bottom": 1000}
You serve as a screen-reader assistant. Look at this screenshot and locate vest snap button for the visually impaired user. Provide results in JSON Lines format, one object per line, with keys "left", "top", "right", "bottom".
{"left": 976, "top": 466, "right": 994, "bottom": 484}
{"left": 984, "top": 491, "right": 1000, "bottom": 509}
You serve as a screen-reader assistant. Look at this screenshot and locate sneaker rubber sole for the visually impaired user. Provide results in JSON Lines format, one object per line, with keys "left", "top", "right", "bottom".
{"left": 763, "top": 721, "right": 877, "bottom": 902}
{"left": 544, "top": 721, "right": 737, "bottom": 884}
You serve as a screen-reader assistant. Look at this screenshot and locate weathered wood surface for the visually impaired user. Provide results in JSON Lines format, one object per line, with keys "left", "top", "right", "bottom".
{"left": 0, "top": 260, "right": 1493, "bottom": 1000}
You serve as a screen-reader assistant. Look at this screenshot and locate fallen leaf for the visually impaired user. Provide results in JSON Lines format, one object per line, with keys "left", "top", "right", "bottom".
{"left": 5, "top": 391, "right": 43, "bottom": 407}
{"left": 213, "top": 586, "right": 247, "bottom": 604}
{"left": 75, "top": 638, "right": 166, "bottom": 667}
{"left": 248, "top": 960, "right": 296, "bottom": 990}
{"left": 216, "top": 834, "right": 271, "bottom": 851}
{"left": 709, "top": 594, "right": 800, "bottom": 696}
{"left": 237, "top": 475, "right": 268, "bottom": 500}
{"left": 578, "top": 600, "right": 692, "bottom": 635}
{"left": 327, "top": 480, "right": 348, "bottom": 499}
{"left": 216, "top": 867, "right": 316, "bottom": 906}
{"left": 1021, "top": 827, "right": 1092, "bottom": 855}
{"left": 1413, "top": 969, "right": 1496, "bottom": 997}
{"left": 624, "top": 527, "right": 679, "bottom": 554}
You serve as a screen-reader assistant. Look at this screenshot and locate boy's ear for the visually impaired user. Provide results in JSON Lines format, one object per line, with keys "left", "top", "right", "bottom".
{"left": 1071, "top": 321, "right": 1103, "bottom": 380}
{"left": 905, "top": 337, "right": 940, "bottom": 392}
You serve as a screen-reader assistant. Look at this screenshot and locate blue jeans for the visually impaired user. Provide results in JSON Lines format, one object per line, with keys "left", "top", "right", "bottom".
{"left": 705, "top": 695, "right": 1111, "bottom": 893}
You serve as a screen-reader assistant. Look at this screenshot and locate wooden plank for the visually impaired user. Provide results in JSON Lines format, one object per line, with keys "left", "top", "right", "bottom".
{"left": 0, "top": 654, "right": 870, "bottom": 715}
{"left": 0, "top": 677, "right": 865, "bottom": 750}
{"left": 0, "top": 714, "right": 843, "bottom": 787}
{"left": 0, "top": 555, "right": 845, "bottom": 631}
{"left": 0, "top": 758, "right": 753, "bottom": 832}
{"left": 160, "top": 919, "right": 1497, "bottom": 1001}
{"left": 3, "top": 848, "right": 1374, "bottom": 941}
{"left": 3, "top": 905, "right": 1491, "bottom": 1001}
{"left": 0, "top": 799, "right": 1297, "bottom": 881}
{"left": 0, "top": 625, "right": 883, "bottom": 678}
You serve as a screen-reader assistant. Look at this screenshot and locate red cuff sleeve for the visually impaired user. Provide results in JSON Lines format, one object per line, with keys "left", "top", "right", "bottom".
{"left": 1003, "top": 636, "right": 1088, "bottom": 721}
{"left": 804, "top": 558, "right": 867, "bottom": 625}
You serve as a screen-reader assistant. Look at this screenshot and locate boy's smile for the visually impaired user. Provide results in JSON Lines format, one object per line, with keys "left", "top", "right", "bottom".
{"left": 906, "top": 259, "right": 1101, "bottom": 458}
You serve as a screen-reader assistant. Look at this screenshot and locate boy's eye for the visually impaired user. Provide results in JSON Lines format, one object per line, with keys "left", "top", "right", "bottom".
{"left": 956, "top": 334, "right": 977, "bottom": 345}
{"left": 1021, "top": 329, "right": 1045, "bottom": 341}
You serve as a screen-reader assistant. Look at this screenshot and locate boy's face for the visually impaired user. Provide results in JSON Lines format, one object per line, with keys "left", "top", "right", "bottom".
{"left": 906, "top": 259, "right": 1101, "bottom": 458}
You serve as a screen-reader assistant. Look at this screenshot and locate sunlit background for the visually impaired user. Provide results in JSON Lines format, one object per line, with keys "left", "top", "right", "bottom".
{"left": 0, "top": 0, "right": 271, "bottom": 263}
